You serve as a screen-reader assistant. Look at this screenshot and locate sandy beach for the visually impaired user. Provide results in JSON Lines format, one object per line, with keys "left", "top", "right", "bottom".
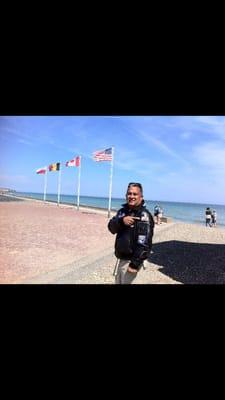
{"left": 1, "top": 196, "right": 225, "bottom": 284}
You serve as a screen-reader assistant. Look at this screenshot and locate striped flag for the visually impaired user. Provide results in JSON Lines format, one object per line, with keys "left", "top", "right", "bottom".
{"left": 36, "top": 167, "right": 47, "bottom": 174}
{"left": 49, "top": 162, "right": 60, "bottom": 171}
{"left": 92, "top": 147, "right": 114, "bottom": 218}
{"left": 66, "top": 156, "right": 80, "bottom": 167}
{"left": 93, "top": 148, "right": 112, "bottom": 162}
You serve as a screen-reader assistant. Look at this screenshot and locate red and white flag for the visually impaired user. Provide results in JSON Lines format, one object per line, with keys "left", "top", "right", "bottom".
{"left": 66, "top": 156, "right": 80, "bottom": 167}
{"left": 36, "top": 167, "right": 47, "bottom": 174}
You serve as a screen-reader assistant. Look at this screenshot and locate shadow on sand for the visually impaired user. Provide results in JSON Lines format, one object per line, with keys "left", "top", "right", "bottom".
{"left": 149, "top": 240, "right": 225, "bottom": 284}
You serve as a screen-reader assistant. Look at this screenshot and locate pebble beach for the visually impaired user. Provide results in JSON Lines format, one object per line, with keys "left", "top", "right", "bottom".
{"left": 1, "top": 195, "right": 225, "bottom": 284}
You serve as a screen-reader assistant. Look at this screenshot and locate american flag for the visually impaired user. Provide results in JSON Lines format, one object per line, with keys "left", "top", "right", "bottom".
{"left": 93, "top": 148, "right": 112, "bottom": 162}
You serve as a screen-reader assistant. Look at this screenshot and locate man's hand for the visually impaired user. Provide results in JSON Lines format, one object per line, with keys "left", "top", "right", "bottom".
{"left": 127, "top": 265, "right": 138, "bottom": 274}
{"left": 123, "top": 216, "right": 140, "bottom": 226}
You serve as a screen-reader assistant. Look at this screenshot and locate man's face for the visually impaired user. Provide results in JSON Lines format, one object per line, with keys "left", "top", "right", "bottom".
{"left": 126, "top": 185, "right": 143, "bottom": 208}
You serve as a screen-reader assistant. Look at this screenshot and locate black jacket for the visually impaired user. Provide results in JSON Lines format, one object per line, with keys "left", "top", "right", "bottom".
{"left": 108, "top": 201, "right": 154, "bottom": 270}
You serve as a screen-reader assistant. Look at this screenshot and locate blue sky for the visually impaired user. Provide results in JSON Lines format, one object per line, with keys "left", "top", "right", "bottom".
{"left": 1, "top": 115, "right": 225, "bottom": 205}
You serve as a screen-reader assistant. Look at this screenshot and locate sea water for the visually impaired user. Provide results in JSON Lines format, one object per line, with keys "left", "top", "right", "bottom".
{"left": 11, "top": 191, "right": 225, "bottom": 227}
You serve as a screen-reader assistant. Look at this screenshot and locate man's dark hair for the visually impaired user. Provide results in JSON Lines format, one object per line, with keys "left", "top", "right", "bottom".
{"left": 127, "top": 182, "right": 143, "bottom": 195}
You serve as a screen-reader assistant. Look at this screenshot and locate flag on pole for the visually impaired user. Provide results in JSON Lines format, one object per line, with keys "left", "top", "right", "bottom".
{"left": 57, "top": 162, "right": 62, "bottom": 206}
{"left": 36, "top": 166, "right": 48, "bottom": 201}
{"left": 66, "top": 156, "right": 80, "bottom": 167}
{"left": 92, "top": 147, "right": 114, "bottom": 218}
{"left": 36, "top": 167, "right": 47, "bottom": 174}
{"left": 77, "top": 156, "right": 81, "bottom": 210}
{"left": 93, "top": 148, "right": 112, "bottom": 162}
{"left": 49, "top": 162, "right": 60, "bottom": 171}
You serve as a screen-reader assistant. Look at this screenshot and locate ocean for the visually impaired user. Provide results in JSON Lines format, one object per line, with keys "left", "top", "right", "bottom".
{"left": 10, "top": 191, "right": 225, "bottom": 227}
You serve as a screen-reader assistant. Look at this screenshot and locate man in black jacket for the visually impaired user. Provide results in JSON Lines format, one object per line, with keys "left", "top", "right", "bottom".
{"left": 108, "top": 182, "right": 154, "bottom": 284}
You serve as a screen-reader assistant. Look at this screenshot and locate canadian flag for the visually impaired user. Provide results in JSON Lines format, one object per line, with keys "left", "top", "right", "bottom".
{"left": 36, "top": 167, "right": 47, "bottom": 174}
{"left": 66, "top": 156, "right": 80, "bottom": 167}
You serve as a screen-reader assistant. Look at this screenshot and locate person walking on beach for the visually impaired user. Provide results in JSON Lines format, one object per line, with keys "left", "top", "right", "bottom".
{"left": 154, "top": 204, "right": 163, "bottom": 225}
{"left": 211, "top": 210, "right": 217, "bottom": 227}
{"left": 205, "top": 207, "right": 212, "bottom": 227}
{"left": 108, "top": 182, "right": 154, "bottom": 284}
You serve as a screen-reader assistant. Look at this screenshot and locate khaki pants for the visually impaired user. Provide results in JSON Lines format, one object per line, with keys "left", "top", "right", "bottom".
{"left": 115, "top": 259, "right": 145, "bottom": 284}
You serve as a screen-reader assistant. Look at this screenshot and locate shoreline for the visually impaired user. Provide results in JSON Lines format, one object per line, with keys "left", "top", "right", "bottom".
{"left": 1, "top": 194, "right": 117, "bottom": 214}
{"left": 2, "top": 193, "right": 225, "bottom": 229}
{"left": 0, "top": 193, "right": 116, "bottom": 216}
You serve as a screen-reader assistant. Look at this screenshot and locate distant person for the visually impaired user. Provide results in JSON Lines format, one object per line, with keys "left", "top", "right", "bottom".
{"left": 211, "top": 210, "right": 217, "bottom": 227}
{"left": 154, "top": 204, "right": 163, "bottom": 225}
{"left": 108, "top": 182, "right": 154, "bottom": 284}
{"left": 205, "top": 207, "right": 212, "bottom": 227}
{"left": 158, "top": 206, "right": 163, "bottom": 224}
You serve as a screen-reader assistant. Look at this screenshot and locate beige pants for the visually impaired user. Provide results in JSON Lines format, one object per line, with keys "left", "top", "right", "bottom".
{"left": 115, "top": 259, "right": 145, "bottom": 284}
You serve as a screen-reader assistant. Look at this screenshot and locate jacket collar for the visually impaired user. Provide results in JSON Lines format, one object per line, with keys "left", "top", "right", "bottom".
{"left": 122, "top": 199, "right": 146, "bottom": 210}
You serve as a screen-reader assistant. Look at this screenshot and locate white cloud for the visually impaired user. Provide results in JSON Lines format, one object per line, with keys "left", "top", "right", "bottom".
{"left": 1, "top": 126, "right": 42, "bottom": 147}
{"left": 114, "top": 147, "right": 165, "bottom": 175}
{"left": 162, "top": 116, "right": 225, "bottom": 140}
{"left": 17, "top": 139, "right": 34, "bottom": 146}
{"left": 196, "top": 116, "right": 225, "bottom": 126}
{"left": 180, "top": 131, "right": 191, "bottom": 140}
{"left": 193, "top": 142, "right": 225, "bottom": 172}
{"left": 136, "top": 130, "right": 191, "bottom": 167}
{"left": 195, "top": 116, "right": 225, "bottom": 139}
{"left": 0, "top": 174, "right": 31, "bottom": 185}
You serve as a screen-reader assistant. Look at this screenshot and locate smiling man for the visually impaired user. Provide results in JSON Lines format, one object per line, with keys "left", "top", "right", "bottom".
{"left": 108, "top": 183, "right": 154, "bottom": 284}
